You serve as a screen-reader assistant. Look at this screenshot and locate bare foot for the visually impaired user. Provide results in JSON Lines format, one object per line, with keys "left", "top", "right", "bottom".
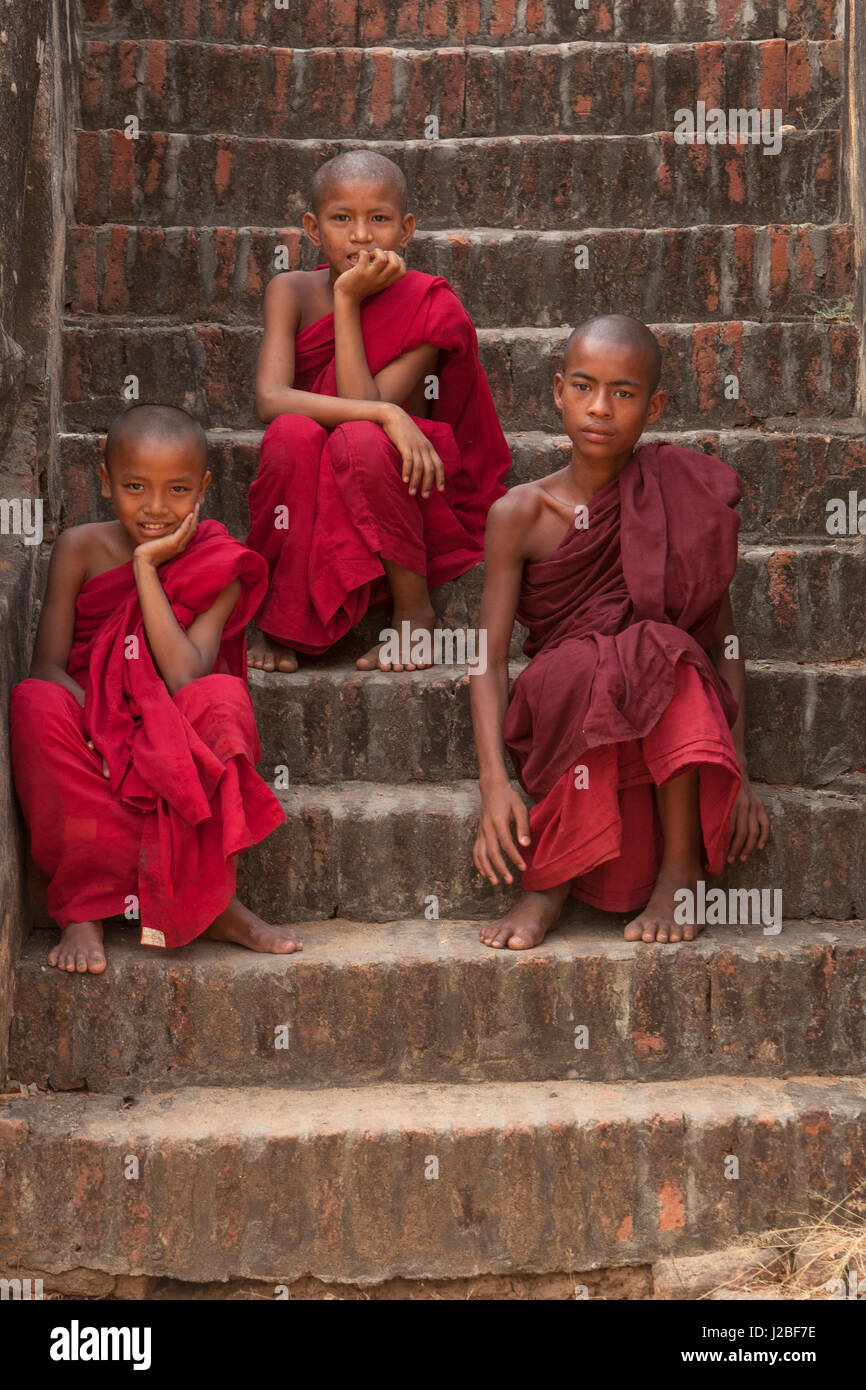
{"left": 356, "top": 606, "right": 438, "bottom": 672}
{"left": 248, "top": 628, "right": 298, "bottom": 674}
{"left": 479, "top": 884, "right": 570, "bottom": 951}
{"left": 624, "top": 865, "right": 703, "bottom": 944}
{"left": 204, "top": 895, "right": 302, "bottom": 953}
{"left": 47, "top": 921, "right": 107, "bottom": 974}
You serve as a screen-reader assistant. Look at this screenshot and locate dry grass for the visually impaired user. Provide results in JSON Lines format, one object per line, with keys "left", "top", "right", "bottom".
{"left": 710, "top": 1184, "right": 866, "bottom": 1301}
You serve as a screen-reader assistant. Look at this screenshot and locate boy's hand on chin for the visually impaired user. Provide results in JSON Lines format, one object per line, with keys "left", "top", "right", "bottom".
{"left": 334, "top": 248, "right": 406, "bottom": 302}
{"left": 133, "top": 504, "right": 200, "bottom": 567}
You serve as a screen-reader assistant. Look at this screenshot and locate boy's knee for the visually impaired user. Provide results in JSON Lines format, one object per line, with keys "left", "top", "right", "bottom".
{"left": 263, "top": 413, "right": 327, "bottom": 452}
{"left": 329, "top": 421, "right": 396, "bottom": 475}
{"left": 10, "top": 679, "right": 79, "bottom": 737}
{"left": 330, "top": 420, "right": 385, "bottom": 449}
{"left": 173, "top": 672, "right": 247, "bottom": 710}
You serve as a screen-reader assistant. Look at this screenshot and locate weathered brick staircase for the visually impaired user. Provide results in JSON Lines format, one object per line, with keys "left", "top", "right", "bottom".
{"left": 3, "top": 0, "right": 866, "bottom": 1296}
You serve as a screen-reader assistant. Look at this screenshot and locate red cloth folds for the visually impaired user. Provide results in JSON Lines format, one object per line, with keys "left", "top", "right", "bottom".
{"left": 521, "top": 662, "right": 742, "bottom": 911}
{"left": 504, "top": 442, "right": 743, "bottom": 911}
{"left": 246, "top": 269, "right": 511, "bottom": 652}
{"left": 10, "top": 520, "right": 285, "bottom": 947}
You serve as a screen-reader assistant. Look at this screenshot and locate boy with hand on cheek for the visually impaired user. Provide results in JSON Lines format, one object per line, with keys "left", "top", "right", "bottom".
{"left": 11, "top": 404, "right": 298, "bottom": 973}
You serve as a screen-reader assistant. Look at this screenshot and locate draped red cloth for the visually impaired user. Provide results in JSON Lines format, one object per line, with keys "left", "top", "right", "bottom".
{"left": 245, "top": 269, "right": 511, "bottom": 652}
{"left": 10, "top": 520, "right": 284, "bottom": 947}
{"left": 504, "top": 442, "right": 743, "bottom": 912}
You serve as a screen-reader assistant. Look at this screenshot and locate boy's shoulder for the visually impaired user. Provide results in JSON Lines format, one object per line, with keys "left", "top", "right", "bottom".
{"left": 54, "top": 519, "right": 125, "bottom": 560}
{"left": 486, "top": 480, "right": 550, "bottom": 533}
{"left": 43, "top": 522, "right": 130, "bottom": 603}
{"left": 263, "top": 267, "right": 330, "bottom": 324}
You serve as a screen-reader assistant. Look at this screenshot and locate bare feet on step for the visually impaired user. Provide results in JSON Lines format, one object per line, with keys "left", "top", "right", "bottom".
{"left": 248, "top": 628, "right": 298, "bottom": 674}
{"left": 48, "top": 921, "right": 107, "bottom": 974}
{"left": 356, "top": 605, "right": 438, "bottom": 672}
{"left": 204, "top": 895, "right": 302, "bottom": 953}
{"left": 479, "top": 883, "right": 571, "bottom": 951}
{"left": 623, "top": 863, "right": 704, "bottom": 943}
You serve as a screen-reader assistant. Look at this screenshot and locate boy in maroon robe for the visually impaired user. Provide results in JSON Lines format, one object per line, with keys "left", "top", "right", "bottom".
{"left": 470, "top": 315, "right": 769, "bottom": 948}
{"left": 246, "top": 149, "right": 511, "bottom": 673}
{"left": 10, "top": 404, "right": 299, "bottom": 974}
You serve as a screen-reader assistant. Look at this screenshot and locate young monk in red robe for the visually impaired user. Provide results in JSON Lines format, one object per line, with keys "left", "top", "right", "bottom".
{"left": 470, "top": 315, "right": 770, "bottom": 948}
{"left": 10, "top": 404, "right": 300, "bottom": 974}
{"left": 246, "top": 149, "right": 511, "bottom": 673}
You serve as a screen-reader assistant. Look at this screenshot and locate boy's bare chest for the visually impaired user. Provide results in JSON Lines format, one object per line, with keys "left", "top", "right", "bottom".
{"left": 296, "top": 272, "right": 334, "bottom": 333}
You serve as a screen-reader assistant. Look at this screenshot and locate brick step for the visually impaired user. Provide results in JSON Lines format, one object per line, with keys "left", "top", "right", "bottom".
{"left": 62, "top": 320, "right": 858, "bottom": 432}
{"left": 10, "top": 921, "right": 866, "bottom": 1093}
{"left": 246, "top": 658, "right": 866, "bottom": 789}
{"left": 60, "top": 426, "right": 866, "bottom": 543}
{"left": 66, "top": 223, "right": 855, "bottom": 328}
{"left": 81, "top": 0, "right": 843, "bottom": 47}
{"left": 74, "top": 129, "right": 841, "bottom": 229}
{"left": 239, "top": 777, "right": 865, "bottom": 923}
{"left": 3, "top": 1074, "right": 864, "bottom": 1283}
{"left": 79, "top": 38, "right": 841, "bottom": 141}
{"left": 55, "top": 431, "right": 866, "bottom": 661}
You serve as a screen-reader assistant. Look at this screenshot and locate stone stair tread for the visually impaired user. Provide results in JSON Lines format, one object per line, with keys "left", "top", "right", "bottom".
{"left": 80, "top": 0, "right": 843, "bottom": 46}
{"left": 77, "top": 127, "right": 839, "bottom": 142}
{"left": 63, "top": 314, "right": 856, "bottom": 335}
{"left": 68, "top": 220, "right": 855, "bottom": 234}
{"left": 246, "top": 654, "right": 866, "bottom": 686}
{"left": 7, "top": 1073, "right": 866, "bottom": 1130}
{"left": 270, "top": 775, "right": 864, "bottom": 802}
{"left": 236, "top": 770, "right": 863, "bottom": 925}
{"left": 66, "top": 223, "right": 854, "bottom": 326}
{"left": 17, "top": 914, "right": 864, "bottom": 970}
{"left": 74, "top": 126, "right": 841, "bottom": 229}
{"left": 5, "top": 1074, "right": 866, "bottom": 1268}
{"left": 61, "top": 317, "right": 858, "bottom": 432}
{"left": 61, "top": 422, "right": 866, "bottom": 443}
{"left": 79, "top": 36, "right": 843, "bottom": 52}
{"left": 12, "top": 917, "right": 865, "bottom": 1093}
{"left": 7, "top": 1070, "right": 863, "bottom": 1282}
{"left": 78, "top": 35, "right": 842, "bottom": 141}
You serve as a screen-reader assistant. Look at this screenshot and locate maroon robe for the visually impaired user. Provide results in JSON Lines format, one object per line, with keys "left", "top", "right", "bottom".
{"left": 504, "top": 442, "right": 743, "bottom": 911}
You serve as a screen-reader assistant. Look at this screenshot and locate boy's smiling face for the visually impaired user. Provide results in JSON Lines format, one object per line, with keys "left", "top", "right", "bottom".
{"left": 99, "top": 437, "right": 211, "bottom": 547}
{"left": 302, "top": 177, "right": 415, "bottom": 274}
{"left": 554, "top": 332, "right": 666, "bottom": 462}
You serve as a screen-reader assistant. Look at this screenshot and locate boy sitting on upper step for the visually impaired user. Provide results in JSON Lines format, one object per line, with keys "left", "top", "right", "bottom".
{"left": 10, "top": 404, "right": 301, "bottom": 974}
{"left": 245, "top": 148, "right": 511, "bottom": 674}
{"left": 470, "top": 314, "right": 769, "bottom": 950}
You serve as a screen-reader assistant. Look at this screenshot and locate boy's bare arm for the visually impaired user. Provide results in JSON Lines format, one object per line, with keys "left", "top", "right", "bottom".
{"left": 255, "top": 271, "right": 446, "bottom": 496}
{"left": 470, "top": 492, "right": 537, "bottom": 885}
{"left": 709, "top": 590, "right": 747, "bottom": 767}
{"left": 256, "top": 270, "right": 435, "bottom": 421}
{"left": 332, "top": 252, "right": 439, "bottom": 404}
{"left": 29, "top": 529, "right": 89, "bottom": 706}
{"left": 256, "top": 275, "right": 389, "bottom": 426}
{"left": 132, "top": 508, "right": 241, "bottom": 694}
{"left": 709, "top": 588, "right": 769, "bottom": 860}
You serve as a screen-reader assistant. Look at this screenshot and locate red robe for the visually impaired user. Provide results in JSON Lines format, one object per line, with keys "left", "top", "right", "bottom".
{"left": 504, "top": 443, "right": 743, "bottom": 912}
{"left": 10, "top": 520, "right": 284, "bottom": 947}
{"left": 245, "top": 269, "right": 511, "bottom": 652}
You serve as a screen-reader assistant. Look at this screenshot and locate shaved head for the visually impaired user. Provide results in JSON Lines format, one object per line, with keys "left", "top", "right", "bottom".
{"left": 311, "top": 150, "right": 408, "bottom": 217}
{"left": 566, "top": 315, "right": 662, "bottom": 395}
{"left": 104, "top": 404, "right": 208, "bottom": 474}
